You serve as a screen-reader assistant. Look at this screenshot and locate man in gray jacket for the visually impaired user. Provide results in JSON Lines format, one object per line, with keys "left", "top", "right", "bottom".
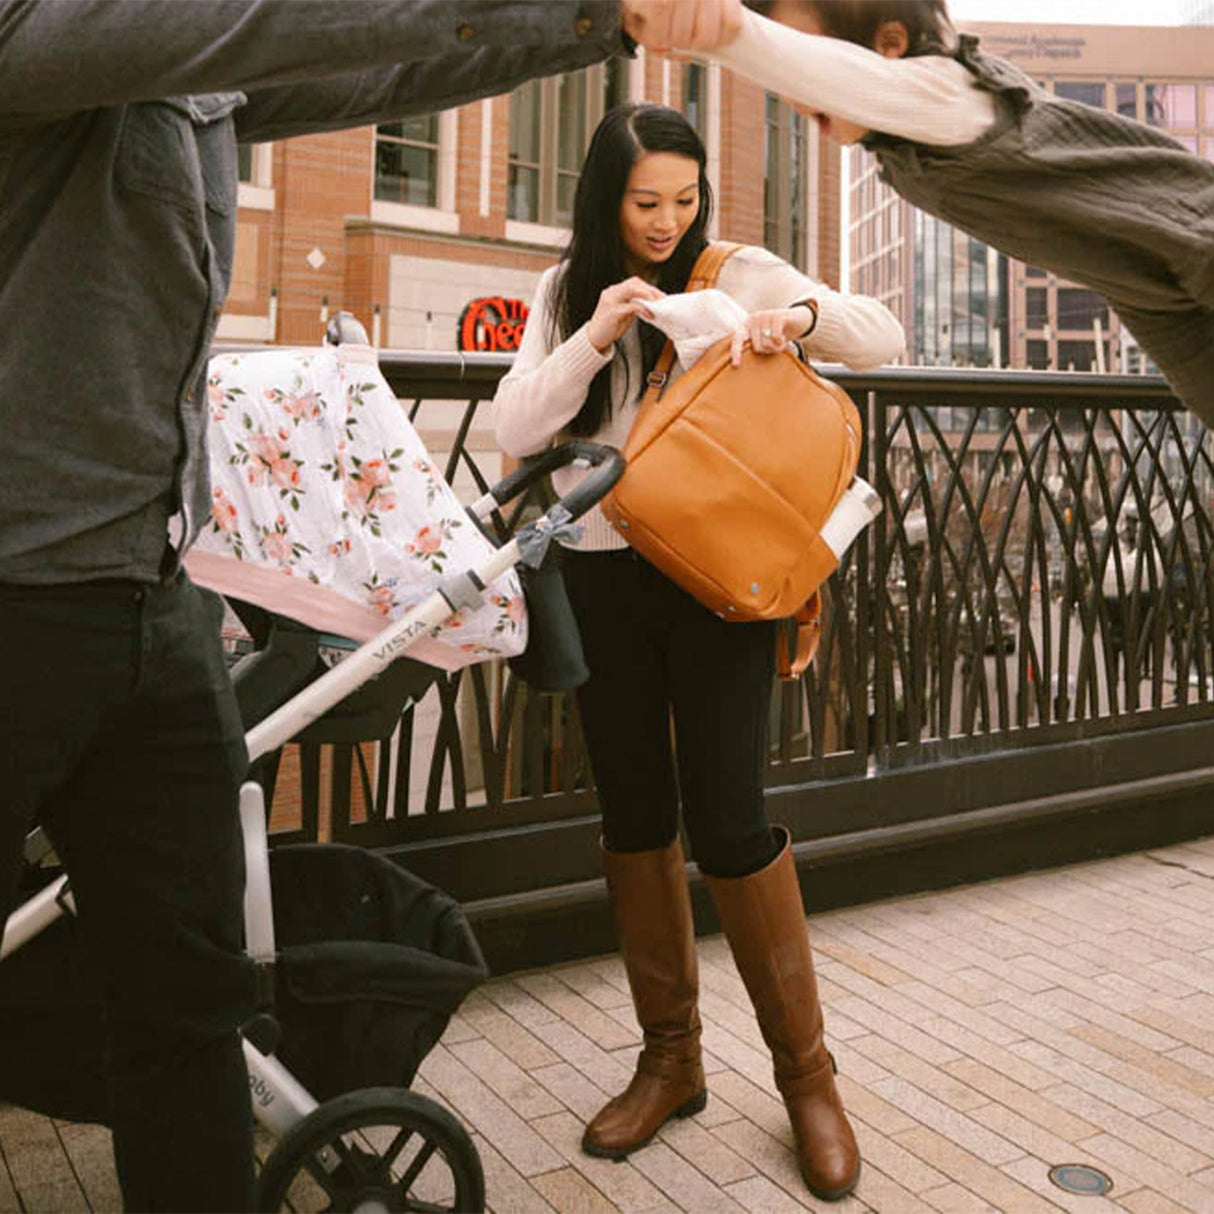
{"left": 0, "top": 2, "right": 740, "bottom": 1209}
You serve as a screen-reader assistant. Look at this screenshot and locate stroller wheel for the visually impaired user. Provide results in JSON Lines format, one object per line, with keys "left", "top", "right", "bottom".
{"left": 257, "top": 1086, "right": 484, "bottom": 1213}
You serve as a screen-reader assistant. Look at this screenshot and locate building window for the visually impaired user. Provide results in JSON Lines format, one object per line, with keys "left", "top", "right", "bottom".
{"left": 1025, "top": 287, "right": 1049, "bottom": 330}
{"left": 966, "top": 239, "right": 990, "bottom": 365}
{"left": 507, "top": 65, "right": 618, "bottom": 229}
{"left": 1055, "top": 81, "right": 1106, "bottom": 109}
{"left": 375, "top": 116, "right": 440, "bottom": 206}
{"left": 1142, "top": 82, "right": 1199, "bottom": 156}
{"left": 1058, "top": 339, "right": 1100, "bottom": 372}
{"left": 1145, "top": 82, "right": 1198, "bottom": 129}
{"left": 508, "top": 83, "right": 543, "bottom": 223}
{"left": 683, "top": 61, "right": 708, "bottom": 139}
{"left": 1057, "top": 288, "right": 1108, "bottom": 331}
{"left": 237, "top": 143, "right": 274, "bottom": 189}
{"left": 555, "top": 72, "right": 589, "bottom": 225}
{"left": 1116, "top": 82, "right": 1138, "bottom": 119}
{"left": 764, "top": 94, "right": 808, "bottom": 267}
{"left": 1200, "top": 85, "right": 1214, "bottom": 161}
{"left": 1026, "top": 339, "right": 1050, "bottom": 370}
{"left": 235, "top": 144, "right": 275, "bottom": 202}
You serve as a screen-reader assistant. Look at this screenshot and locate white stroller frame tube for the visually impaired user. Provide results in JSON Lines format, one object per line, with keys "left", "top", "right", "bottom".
{"left": 245, "top": 542, "right": 522, "bottom": 763}
{"left": 242, "top": 441, "right": 625, "bottom": 763}
{"left": 244, "top": 1040, "right": 321, "bottom": 1134}
{"left": 0, "top": 875, "right": 72, "bottom": 961}
{"left": 240, "top": 782, "right": 322, "bottom": 1132}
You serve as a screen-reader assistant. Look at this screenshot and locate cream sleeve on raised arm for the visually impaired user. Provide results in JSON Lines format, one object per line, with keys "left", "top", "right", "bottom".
{"left": 717, "top": 247, "right": 905, "bottom": 371}
{"left": 714, "top": 9, "right": 997, "bottom": 148}
{"left": 491, "top": 267, "right": 614, "bottom": 459}
{"left": 803, "top": 285, "right": 906, "bottom": 370}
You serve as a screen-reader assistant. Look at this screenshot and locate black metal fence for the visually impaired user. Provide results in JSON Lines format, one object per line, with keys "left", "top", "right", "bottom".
{"left": 266, "top": 355, "right": 1214, "bottom": 914}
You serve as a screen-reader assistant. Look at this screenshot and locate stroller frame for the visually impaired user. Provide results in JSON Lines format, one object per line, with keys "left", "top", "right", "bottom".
{"left": 0, "top": 440, "right": 623, "bottom": 1212}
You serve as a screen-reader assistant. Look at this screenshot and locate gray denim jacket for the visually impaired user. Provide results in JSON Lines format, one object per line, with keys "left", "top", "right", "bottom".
{"left": 0, "top": 1, "right": 625, "bottom": 584}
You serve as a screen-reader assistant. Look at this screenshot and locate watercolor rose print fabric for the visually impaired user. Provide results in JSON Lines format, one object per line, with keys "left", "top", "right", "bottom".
{"left": 193, "top": 346, "right": 526, "bottom": 666}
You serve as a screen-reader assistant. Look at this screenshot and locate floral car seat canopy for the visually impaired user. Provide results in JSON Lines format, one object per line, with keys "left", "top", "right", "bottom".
{"left": 186, "top": 342, "right": 527, "bottom": 671}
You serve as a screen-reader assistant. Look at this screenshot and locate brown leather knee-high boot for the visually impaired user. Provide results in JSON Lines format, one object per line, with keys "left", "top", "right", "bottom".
{"left": 582, "top": 836, "right": 708, "bottom": 1159}
{"left": 704, "top": 827, "right": 860, "bottom": 1201}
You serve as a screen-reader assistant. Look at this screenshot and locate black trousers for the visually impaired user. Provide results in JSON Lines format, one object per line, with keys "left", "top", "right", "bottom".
{"left": 0, "top": 573, "right": 256, "bottom": 1212}
{"left": 563, "top": 548, "right": 779, "bottom": 879}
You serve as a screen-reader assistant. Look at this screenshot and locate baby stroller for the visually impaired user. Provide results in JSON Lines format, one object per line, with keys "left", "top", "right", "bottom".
{"left": 0, "top": 320, "right": 623, "bottom": 1212}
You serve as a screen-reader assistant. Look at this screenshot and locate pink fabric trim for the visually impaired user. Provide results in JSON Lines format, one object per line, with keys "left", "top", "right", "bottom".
{"left": 185, "top": 549, "right": 466, "bottom": 673}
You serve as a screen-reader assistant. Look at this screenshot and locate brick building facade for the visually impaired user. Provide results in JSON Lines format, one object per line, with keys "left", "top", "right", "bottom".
{"left": 220, "top": 52, "right": 842, "bottom": 357}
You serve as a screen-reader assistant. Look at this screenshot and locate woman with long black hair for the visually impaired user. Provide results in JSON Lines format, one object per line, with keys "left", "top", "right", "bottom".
{"left": 492, "top": 102, "right": 903, "bottom": 1202}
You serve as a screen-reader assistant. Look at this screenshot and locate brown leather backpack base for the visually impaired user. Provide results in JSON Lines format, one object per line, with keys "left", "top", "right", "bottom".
{"left": 604, "top": 336, "right": 858, "bottom": 623}
{"left": 600, "top": 243, "right": 862, "bottom": 676}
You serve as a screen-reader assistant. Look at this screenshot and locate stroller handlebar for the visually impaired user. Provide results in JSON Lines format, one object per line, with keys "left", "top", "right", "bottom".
{"left": 488, "top": 441, "right": 625, "bottom": 524}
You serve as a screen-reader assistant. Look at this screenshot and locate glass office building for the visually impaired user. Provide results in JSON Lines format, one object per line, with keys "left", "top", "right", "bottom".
{"left": 848, "top": 19, "right": 1214, "bottom": 379}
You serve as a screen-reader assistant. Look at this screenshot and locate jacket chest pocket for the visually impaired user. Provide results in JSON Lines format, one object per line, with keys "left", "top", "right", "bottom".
{"left": 116, "top": 100, "right": 237, "bottom": 217}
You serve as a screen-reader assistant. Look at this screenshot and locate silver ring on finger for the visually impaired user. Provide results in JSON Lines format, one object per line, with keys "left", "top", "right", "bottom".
{"left": 761, "top": 329, "right": 773, "bottom": 338}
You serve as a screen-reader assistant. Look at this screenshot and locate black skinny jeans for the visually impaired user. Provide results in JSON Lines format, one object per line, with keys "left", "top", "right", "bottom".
{"left": 0, "top": 573, "right": 256, "bottom": 1212}
{"left": 563, "top": 548, "right": 780, "bottom": 879}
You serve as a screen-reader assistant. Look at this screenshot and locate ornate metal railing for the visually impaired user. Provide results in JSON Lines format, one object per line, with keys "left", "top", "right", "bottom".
{"left": 262, "top": 354, "right": 1214, "bottom": 908}
{"left": 869, "top": 375, "right": 1213, "bottom": 749}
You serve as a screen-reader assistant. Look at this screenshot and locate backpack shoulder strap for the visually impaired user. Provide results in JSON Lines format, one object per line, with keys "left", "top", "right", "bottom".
{"left": 641, "top": 242, "right": 744, "bottom": 407}
{"left": 777, "top": 592, "right": 823, "bottom": 681}
{"left": 686, "top": 241, "right": 743, "bottom": 292}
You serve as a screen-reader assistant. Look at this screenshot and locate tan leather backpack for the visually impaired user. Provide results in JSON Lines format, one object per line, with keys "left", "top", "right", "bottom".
{"left": 601, "top": 242, "right": 862, "bottom": 679}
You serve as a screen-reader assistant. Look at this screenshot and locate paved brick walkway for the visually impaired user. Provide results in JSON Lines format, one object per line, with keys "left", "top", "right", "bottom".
{"left": 3, "top": 836, "right": 1213, "bottom": 1212}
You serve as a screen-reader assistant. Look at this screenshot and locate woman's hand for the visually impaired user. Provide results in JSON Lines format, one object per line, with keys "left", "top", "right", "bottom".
{"left": 730, "top": 305, "right": 817, "bottom": 367}
{"left": 586, "top": 278, "right": 666, "bottom": 353}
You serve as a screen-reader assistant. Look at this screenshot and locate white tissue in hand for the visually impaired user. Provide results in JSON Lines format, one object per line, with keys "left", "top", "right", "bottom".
{"left": 820, "top": 478, "right": 882, "bottom": 559}
{"left": 644, "top": 289, "right": 748, "bottom": 369}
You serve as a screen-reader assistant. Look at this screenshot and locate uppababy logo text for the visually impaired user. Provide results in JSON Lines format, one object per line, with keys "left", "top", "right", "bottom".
{"left": 249, "top": 1075, "right": 275, "bottom": 1109}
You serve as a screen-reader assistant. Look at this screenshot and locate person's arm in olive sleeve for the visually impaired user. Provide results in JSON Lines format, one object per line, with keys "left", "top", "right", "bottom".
{"left": 0, "top": 1, "right": 625, "bottom": 122}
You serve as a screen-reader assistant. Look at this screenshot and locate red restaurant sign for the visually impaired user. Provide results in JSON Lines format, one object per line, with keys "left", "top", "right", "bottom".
{"left": 458, "top": 296, "right": 530, "bottom": 353}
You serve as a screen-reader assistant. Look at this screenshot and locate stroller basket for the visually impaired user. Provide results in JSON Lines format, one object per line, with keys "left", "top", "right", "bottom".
{"left": 0, "top": 846, "right": 487, "bottom": 1121}
{"left": 270, "top": 843, "right": 487, "bottom": 1102}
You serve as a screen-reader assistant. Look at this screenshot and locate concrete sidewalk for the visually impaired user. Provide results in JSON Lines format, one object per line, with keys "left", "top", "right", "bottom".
{"left": 3, "top": 836, "right": 1213, "bottom": 1212}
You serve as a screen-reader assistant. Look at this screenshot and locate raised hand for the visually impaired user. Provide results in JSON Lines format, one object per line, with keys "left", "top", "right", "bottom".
{"left": 730, "top": 305, "right": 818, "bottom": 366}
{"left": 587, "top": 277, "right": 666, "bottom": 353}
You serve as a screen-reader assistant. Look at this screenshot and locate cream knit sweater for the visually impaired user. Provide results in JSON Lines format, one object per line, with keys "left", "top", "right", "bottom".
{"left": 717, "top": 9, "right": 999, "bottom": 147}
{"left": 492, "top": 245, "right": 904, "bottom": 550}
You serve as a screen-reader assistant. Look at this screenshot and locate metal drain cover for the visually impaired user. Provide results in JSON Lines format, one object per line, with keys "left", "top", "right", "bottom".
{"left": 1048, "top": 1164, "right": 1113, "bottom": 1196}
